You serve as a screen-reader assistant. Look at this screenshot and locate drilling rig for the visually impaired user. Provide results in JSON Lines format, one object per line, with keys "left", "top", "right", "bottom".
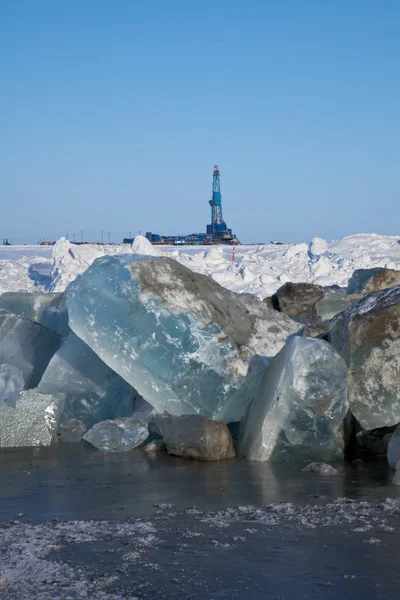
{"left": 206, "top": 165, "right": 236, "bottom": 242}
{"left": 144, "top": 165, "right": 238, "bottom": 245}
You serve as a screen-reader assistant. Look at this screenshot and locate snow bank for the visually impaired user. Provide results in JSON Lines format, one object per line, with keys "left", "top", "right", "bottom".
{"left": 50, "top": 238, "right": 135, "bottom": 292}
{"left": 1, "top": 233, "right": 400, "bottom": 298}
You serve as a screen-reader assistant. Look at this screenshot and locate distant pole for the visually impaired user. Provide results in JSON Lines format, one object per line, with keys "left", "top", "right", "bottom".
{"left": 73, "top": 233, "right": 76, "bottom": 243}
{"left": 80, "top": 230, "right": 83, "bottom": 243}
{"left": 101, "top": 230, "right": 104, "bottom": 244}
{"left": 129, "top": 231, "right": 132, "bottom": 239}
{"left": 108, "top": 231, "right": 111, "bottom": 244}
{"left": 66, "top": 230, "right": 69, "bottom": 240}
{"left": 232, "top": 241, "right": 237, "bottom": 262}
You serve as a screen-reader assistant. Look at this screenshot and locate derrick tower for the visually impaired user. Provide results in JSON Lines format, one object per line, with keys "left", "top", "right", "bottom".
{"left": 207, "top": 165, "right": 235, "bottom": 241}
{"left": 209, "top": 165, "right": 223, "bottom": 233}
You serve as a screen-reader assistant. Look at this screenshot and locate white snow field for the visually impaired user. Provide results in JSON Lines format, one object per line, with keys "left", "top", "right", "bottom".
{"left": 1, "top": 232, "right": 400, "bottom": 297}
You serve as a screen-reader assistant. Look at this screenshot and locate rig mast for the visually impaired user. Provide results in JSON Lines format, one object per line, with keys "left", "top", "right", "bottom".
{"left": 206, "top": 165, "right": 236, "bottom": 242}
{"left": 209, "top": 165, "right": 224, "bottom": 233}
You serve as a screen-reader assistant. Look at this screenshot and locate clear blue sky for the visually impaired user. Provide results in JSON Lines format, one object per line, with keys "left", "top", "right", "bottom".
{"left": 1, "top": 0, "right": 399, "bottom": 244}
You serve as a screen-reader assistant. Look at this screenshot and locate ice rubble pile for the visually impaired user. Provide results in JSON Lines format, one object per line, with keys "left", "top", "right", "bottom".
{"left": 3, "top": 233, "right": 400, "bottom": 299}
{"left": 66, "top": 255, "right": 301, "bottom": 418}
{"left": 1, "top": 241, "right": 400, "bottom": 469}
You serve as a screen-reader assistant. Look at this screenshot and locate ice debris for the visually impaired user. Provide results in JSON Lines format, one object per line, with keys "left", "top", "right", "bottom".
{"left": 273, "top": 282, "right": 324, "bottom": 323}
{"left": 0, "top": 364, "right": 24, "bottom": 403}
{"left": 315, "top": 288, "right": 351, "bottom": 321}
{"left": 238, "top": 337, "right": 348, "bottom": 461}
{"left": 60, "top": 418, "right": 87, "bottom": 442}
{"left": 83, "top": 417, "right": 149, "bottom": 452}
{"left": 346, "top": 267, "right": 400, "bottom": 299}
{"left": 330, "top": 285, "right": 400, "bottom": 429}
{"left": 66, "top": 255, "right": 301, "bottom": 419}
{"left": 0, "top": 309, "right": 61, "bottom": 388}
{"left": 38, "top": 332, "right": 135, "bottom": 428}
{"left": 0, "top": 390, "right": 63, "bottom": 447}
{"left": 131, "top": 234, "right": 162, "bottom": 256}
{"left": 302, "top": 462, "right": 338, "bottom": 475}
{"left": 0, "top": 292, "right": 68, "bottom": 335}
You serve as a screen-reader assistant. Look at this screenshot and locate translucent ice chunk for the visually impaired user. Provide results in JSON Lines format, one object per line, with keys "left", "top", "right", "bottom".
{"left": 83, "top": 417, "right": 149, "bottom": 452}
{"left": 0, "top": 390, "right": 64, "bottom": 447}
{"left": 238, "top": 337, "right": 348, "bottom": 461}
{"left": 0, "top": 292, "right": 70, "bottom": 337}
{"left": 0, "top": 364, "right": 25, "bottom": 403}
{"left": 38, "top": 332, "right": 135, "bottom": 428}
{"left": 315, "top": 289, "right": 351, "bottom": 321}
{"left": 66, "top": 255, "right": 301, "bottom": 419}
{"left": 60, "top": 418, "right": 87, "bottom": 442}
{"left": 0, "top": 309, "right": 61, "bottom": 388}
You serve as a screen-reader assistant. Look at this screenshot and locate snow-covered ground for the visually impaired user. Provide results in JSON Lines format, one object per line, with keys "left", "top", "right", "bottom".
{"left": 1, "top": 233, "right": 400, "bottom": 298}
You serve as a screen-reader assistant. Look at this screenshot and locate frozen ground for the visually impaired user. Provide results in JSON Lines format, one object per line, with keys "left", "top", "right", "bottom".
{"left": 0, "top": 445, "right": 400, "bottom": 599}
{"left": 2, "top": 233, "right": 400, "bottom": 297}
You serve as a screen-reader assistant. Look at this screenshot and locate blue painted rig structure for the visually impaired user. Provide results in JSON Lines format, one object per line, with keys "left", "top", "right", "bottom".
{"left": 144, "top": 165, "right": 238, "bottom": 245}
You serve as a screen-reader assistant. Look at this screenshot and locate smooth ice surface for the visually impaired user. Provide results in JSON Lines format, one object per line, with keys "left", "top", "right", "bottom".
{"left": 60, "top": 419, "right": 87, "bottom": 442}
{"left": 238, "top": 337, "right": 349, "bottom": 461}
{"left": 315, "top": 288, "right": 351, "bottom": 321}
{"left": 66, "top": 255, "right": 300, "bottom": 419}
{"left": 38, "top": 332, "right": 135, "bottom": 428}
{"left": 388, "top": 425, "right": 400, "bottom": 469}
{"left": 0, "top": 390, "right": 63, "bottom": 447}
{"left": 0, "top": 309, "right": 61, "bottom": 388}
{"left": 0, "top": 364, "right": 24, "bottom": 403}
{"left": 83, "top": 417, "right": 149, "bottom": 452}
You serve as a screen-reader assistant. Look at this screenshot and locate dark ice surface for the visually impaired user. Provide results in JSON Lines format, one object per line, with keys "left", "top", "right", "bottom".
{"left": 1, "top": 444, "right": 400, "bottom": 599}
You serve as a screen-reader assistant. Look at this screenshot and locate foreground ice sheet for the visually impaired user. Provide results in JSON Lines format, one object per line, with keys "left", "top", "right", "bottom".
{"left": 83, "top": 417, "right": 149, "bottom": 452}
{"left": 0, "top": 390, "right": 63, "bottom": 447}
{"left": 38, "top": 332, "right": 135, "bottom": 428}
{"left": 67, "top": 255, "right": 301, "bottom": 418}
{"left": 238, "top": 337, "right": 348, "bottom": 461}
{"left": 0, "top": 309, "right": 61, "bottom": 388}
